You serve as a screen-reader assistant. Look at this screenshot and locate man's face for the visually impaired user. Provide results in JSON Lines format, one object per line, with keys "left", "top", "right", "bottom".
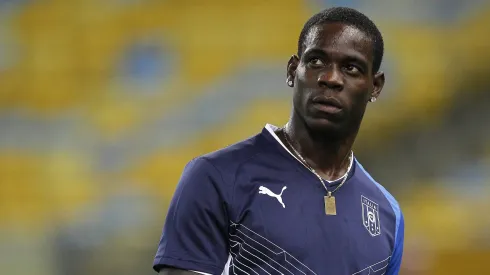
{"left": 288, "top": 22, "right": 384, "bottom": 137}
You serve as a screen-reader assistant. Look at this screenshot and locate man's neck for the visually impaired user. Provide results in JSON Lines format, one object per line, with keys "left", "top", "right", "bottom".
{"left": 282, "top": 117, "right": 357, "bottom": 181}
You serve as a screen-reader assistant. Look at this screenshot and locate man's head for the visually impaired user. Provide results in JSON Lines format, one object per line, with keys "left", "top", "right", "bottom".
{"left": 298, "top": 7, "right": 384, "bottom": 73}
{"left": 287, "top": 7, "right": 385, "bottom": 138}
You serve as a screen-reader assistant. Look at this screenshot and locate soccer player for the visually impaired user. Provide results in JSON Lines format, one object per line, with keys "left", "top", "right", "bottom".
{"left": 153, "top": 7, "right": 404, "bottom": 275}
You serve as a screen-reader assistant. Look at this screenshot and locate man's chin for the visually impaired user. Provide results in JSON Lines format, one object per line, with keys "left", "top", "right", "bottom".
{"left": 306, "top": 117, "right": 348, "bottom": 138}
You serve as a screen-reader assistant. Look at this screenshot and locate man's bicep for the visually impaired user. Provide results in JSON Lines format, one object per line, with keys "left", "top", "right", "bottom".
{"left": 158, "top": 267, "right": 209, "bottom": 275}
{"left": 153, "top": 157, "right": 230, "bottom": 274}
{"left": 386, "top": 212, "right": 405, "bottom": 275}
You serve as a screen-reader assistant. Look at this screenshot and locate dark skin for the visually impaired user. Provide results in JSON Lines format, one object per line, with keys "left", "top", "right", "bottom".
{"left": 158, "top": 267, "right": 195, "bottom": 275}
{"left": 158, "top": 22, "right": 385, "bottom": 274}
{"left": 279, "top": 22, "right": 385, "bottom": 181}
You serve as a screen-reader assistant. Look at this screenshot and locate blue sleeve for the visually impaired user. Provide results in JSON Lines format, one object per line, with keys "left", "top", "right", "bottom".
{"left": 386, "top": 212, "right": 404, "bottom": 275}
{"left": 153, "top": 157, "right": 230, "bottom": 274}
{"left": 367, "top": 174, "right": 405, "bottom": 275}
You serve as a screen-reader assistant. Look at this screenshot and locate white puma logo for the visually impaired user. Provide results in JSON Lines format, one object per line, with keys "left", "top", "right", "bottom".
{"left": 258, "top": 186, "right": 287, "bottom": 208}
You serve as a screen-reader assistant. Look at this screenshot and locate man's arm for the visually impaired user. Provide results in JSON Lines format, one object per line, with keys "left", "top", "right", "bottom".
{"left": 158, "top": 267, "right": 207, "bottom": 275}
{"left": 152, "top": 157, "right": 229, "bottom": 274}
{"left": 385, "top": 213, "right": 405, "bottom": 274}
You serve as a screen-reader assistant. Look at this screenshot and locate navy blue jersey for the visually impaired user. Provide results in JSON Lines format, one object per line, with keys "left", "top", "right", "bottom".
{"left": 153, "top": 124, "right": 404, "bottom": 275}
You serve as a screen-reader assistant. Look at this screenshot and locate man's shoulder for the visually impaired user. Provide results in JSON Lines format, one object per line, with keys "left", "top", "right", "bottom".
{"left": 196, "top": 131, "right": 270, "bottom": 175}
{"left": 354, "top": 159, "right": 402, "bottom": 216}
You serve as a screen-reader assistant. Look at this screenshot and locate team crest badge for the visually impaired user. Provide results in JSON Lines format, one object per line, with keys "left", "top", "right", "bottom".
{"left": 362, "top": 195, "right": 381, "bottom": 237}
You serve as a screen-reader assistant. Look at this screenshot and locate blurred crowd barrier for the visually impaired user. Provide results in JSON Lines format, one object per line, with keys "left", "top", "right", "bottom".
{"left": 0, "top": 0, "right": 489, "bottom": 274}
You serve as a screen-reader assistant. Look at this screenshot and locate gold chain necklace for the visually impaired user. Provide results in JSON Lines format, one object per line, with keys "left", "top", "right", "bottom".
{"left": 282, "top": 127, "right": 353, "bottom": 215}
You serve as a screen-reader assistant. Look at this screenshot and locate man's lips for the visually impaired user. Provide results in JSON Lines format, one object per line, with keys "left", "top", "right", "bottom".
{"left": 312, "top": 96, "right": 343, "bottom": 110}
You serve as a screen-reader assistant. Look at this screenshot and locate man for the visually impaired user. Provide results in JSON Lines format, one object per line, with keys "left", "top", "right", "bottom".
{"left": 153, "top": 7, "right": 404, "bottom": 275}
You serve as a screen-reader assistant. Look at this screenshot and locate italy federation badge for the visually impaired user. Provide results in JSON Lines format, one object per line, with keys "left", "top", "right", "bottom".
{"left": 362, "top": 195, "right": 381, "bottom": 237}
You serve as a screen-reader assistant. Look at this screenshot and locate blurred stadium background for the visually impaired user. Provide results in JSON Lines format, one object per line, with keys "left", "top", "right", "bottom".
{"left": 0, "top": 0, "right": 489, "bottom": 274}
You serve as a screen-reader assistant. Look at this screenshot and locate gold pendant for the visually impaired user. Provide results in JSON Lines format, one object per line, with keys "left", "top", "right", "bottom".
{"left": 324, "top": 192, "right": 337, "bottom": 215}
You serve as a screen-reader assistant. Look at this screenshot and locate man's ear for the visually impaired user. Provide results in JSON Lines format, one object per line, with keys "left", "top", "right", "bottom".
{"left": 370, "top": 71, "right": 385, "bottom": 101}
{"left": 286, "top": 55, "right": 300, "bottom": 87}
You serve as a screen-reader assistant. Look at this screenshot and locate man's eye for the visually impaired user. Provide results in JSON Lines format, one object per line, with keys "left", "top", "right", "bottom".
{"left": 345, "top": 65, "right": 360, "bottom": 73}
{"left": 309, "top": 58, "right": 324, "bottom": 66}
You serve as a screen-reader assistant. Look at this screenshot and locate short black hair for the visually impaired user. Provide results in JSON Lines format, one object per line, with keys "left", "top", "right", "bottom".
{"left": 297, "top": 7, "right": 384, "bottom": 73}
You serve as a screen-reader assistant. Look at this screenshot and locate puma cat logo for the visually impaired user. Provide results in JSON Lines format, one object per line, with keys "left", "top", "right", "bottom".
{"left": 258, "top": 186, "right": 287, "bottom": 208}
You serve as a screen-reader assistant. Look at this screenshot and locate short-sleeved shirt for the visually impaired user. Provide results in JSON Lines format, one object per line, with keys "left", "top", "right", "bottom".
{"left": 153, "top": 124, "right": 404, "bottom": 275}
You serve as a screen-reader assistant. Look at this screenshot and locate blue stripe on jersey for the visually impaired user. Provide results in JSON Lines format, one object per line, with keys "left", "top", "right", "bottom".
{"left": 356, "top": 160, "right": 404, "bottom": 274}
{"left": 356, "top": 160, "right": 402, "bottom": 248}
